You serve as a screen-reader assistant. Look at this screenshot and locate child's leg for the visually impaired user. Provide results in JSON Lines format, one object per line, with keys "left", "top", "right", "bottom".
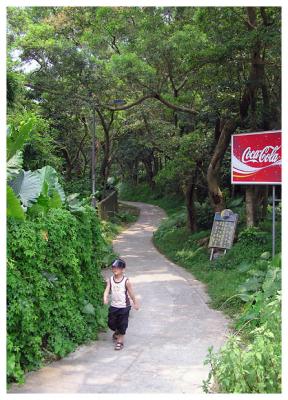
{"left": 108, "top": 307, "right": 118, "bottom": 332}
{"left": 115, "top": 307, "right": 130, "bottom": 345}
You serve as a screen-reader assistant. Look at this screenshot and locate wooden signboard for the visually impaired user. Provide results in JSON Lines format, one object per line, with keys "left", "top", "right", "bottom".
{"left": 209, "top": 209, "right": 238, "bottom": 260}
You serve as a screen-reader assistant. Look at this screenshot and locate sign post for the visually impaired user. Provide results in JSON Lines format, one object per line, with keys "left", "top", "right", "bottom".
{"left": 272, "top": 185, "right": 276, "bottom": 257}
{"left": 231, "top": 130, "right": 281, "bottom": 257}
{"left": 209, "top": 209, "right": 238, "bottom": 260}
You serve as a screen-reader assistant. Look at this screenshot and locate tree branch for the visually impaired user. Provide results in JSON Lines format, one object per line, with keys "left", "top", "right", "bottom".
{"left": 25, "top": 83, "right": 196, "bottom": 114}
{"left": 153, "top": 93, "right": 196, "bottom": 114}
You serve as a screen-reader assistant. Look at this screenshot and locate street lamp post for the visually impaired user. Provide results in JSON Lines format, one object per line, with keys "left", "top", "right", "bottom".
{"left": 90, "top": 98, "right": 125, "bottom": 209}
{"left": 91, "top": 106, "right": 97, "bottom": 208}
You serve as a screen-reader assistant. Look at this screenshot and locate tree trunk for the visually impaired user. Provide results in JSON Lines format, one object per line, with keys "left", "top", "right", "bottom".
{"left": 207, "top": 119, "right": 236, "bottom": 212}
{"left": 131, "top": 160, "right": 139, "bottom": 185}
{"left": 143, "top": 158, "right": 155, "bottom": 189}
{"left": 261, "top": 185, "right": 269, "bottom": 220}
{"left": 245, "top": 186, "right": 256, "bottom": 227}
{"left": 80, "top": 148, "right": 88, "bottom": 177}
{"left": 185, "top": 177, "right": 197, "bottom": 233}
{"left": 255, "top": 185, "right": 269, "bottom": 222}
{"left": 61, "top": 148, "right": 73, "bottom": 180}
{"left": 96, "top": 110, "right": 113, "bottom": 192}
{"left": 153, "top": 155, "right": 159, "bottom": 176}
{"left": 241, "top": 7, "right": 269, "bottom": 227}
{"left": 173, "top": 88, "right": 178, "bottom": 128}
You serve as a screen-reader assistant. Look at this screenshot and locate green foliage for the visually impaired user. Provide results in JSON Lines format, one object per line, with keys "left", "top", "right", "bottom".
{"left": 7, "top": 151, "right": 23, "bottom": 181}
{"left": 238, "top": 226, "right": 269, "bottom": 245}
{"left": 195, "top": 200, "right": 214, "bottom": 229}
{"left": 9, "top": 165, "right": 66, "bottom": 214}
{"left": 7, "top": 71, "right": 20, "bottom": 108}
{"left": 7, "top": 117, "right": 35, "bottom": 161}
{"left": 7, "top": 186, "right": 25, "bottom": 220}
{"left": 7, "top": 207, "right": 111, "bottom": 384}
{"left": 236, "top": 255, "right": 281, "bottom": 328}
{"left": 7, "top": 116, "right": 34, "bottom": 220}
{"left": 203, "top": 300, "right": 281, "bottom": 393}
{"left": 65, "top": 193, "right": 85, "bottom": 213}
{"left": 203, "top": 268, "right": 281, "bottom": 393}
{"left": 9, "top": 111, "right": 63, "bottom": 172}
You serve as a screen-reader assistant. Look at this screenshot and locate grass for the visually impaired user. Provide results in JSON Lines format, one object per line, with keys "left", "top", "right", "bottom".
{"left": 118, "top": 182, "right": 184, "bottom": 216}
{"left": 153, "top": 217, "right": 281, "bottom": 319}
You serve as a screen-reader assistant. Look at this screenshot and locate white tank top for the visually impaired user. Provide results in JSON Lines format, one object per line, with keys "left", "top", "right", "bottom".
{"left": 110, "top": 276, "right": 131, "bottom": 308}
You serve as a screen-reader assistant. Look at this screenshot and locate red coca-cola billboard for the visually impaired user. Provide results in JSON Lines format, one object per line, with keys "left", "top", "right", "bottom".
{"left": 231, "top": 131, "right": 281, "bottom": 184}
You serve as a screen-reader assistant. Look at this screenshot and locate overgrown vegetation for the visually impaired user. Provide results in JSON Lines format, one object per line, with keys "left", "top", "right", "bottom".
{"left": 7, "top": 200, "right": 138, "bottom": 386}
{"left": 7, "top": 207, "right": 110, "bottom": 385}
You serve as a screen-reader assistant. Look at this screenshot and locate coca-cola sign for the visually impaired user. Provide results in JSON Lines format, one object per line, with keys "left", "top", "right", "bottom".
{"left": 231, "top": 131, "right": 281, "bottom": 184}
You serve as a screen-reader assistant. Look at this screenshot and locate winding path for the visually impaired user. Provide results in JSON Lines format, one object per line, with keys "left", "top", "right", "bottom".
{"left": 9, "top": 202, "right": 229, "bottom": 393}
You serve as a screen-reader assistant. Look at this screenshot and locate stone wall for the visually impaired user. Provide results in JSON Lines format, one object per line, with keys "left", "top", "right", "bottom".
{"left": 97, "top": 190, "right": 118, "bottom": 220}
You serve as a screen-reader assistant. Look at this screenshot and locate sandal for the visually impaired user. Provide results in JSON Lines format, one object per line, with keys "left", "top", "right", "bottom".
{"left": 115, "top": 342, "right": 124, "bottom": 351}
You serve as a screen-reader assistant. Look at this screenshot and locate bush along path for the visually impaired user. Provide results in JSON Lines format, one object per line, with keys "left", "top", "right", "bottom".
{"left": 9, "top": 202, "right": 229, "bottom": 393}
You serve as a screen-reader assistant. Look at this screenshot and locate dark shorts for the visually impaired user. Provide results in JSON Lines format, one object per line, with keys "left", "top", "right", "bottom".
{"left": 108, "top": 306, "right": 131, "bottom": 335}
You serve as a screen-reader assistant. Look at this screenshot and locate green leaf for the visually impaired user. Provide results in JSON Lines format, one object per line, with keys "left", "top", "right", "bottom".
{"left": 48, "top": 190, "right": 62, "bottom": 209}
{"left": 38, "top": 166, "right": 65, "bottom": 202}
{"left": 238, "top": 293, "right": 251, "bottom": 302}
{"left": 271, "top": 253, "right": 281, "bottom": 269}
{"left": 7, "top": 151, "right": 23, "bottom": 180}
{"left": 9, "top": 166, "right": 65, "bottom": 210}
{"left": 260, "top": 251, "right": 271, "bottom": 260}
{"left": 66, "top": 192, "right": 84, "bottom": 212}
{"left": 7, "top": 186, "right": 25, "bottom": 220}
{"left": 237, "top": 261, "right": 251, "bottom": 273}
{"left": 7, "top": 118, "right": 34, "bottom": 160}
{"left": 9, "top": 169, "right": 42, "bottom": 207}
{"left": 227, "top": 197, "right": 244, "bottom": 208}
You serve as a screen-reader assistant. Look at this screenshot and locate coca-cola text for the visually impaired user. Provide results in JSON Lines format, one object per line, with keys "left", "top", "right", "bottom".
{"left": 241, "top": 146, "right": 281, "bottom": 164}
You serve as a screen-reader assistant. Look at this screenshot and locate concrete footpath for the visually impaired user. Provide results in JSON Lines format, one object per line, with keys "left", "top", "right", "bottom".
{"left": 9, "top": 201, "right": 230, "bottom": 393}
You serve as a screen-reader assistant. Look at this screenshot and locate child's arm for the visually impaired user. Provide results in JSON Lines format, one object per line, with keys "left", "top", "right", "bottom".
{"left": 126, "top": 280, "right": 140, "bottom": 310}
{"left": 103, "top": 279, "right": 110, "bottom": 305}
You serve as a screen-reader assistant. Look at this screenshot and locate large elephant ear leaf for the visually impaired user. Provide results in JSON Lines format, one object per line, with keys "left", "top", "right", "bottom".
{"left": 38, "top": 166, "right": 65, "bottom": 202}
{"left": 7, "top": 151, "right": 23, "bottom": 180}
{"left": 7, "top": 186, "right": 25, "bottom": 220}
{"left": 7, "top": 118, "right": 35, "bottom": 160}
{"left": 9, "top": 170, "right": 42, "bottom": 207}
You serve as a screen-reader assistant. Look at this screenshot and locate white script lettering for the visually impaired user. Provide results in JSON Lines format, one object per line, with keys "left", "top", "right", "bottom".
{"left": 241, "top": 146, "right": 281, "bottom": 164}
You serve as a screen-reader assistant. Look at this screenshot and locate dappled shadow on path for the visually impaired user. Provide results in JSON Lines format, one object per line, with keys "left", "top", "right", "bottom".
{"left": 9, "top": 201, "right": 229, "bottom": 394}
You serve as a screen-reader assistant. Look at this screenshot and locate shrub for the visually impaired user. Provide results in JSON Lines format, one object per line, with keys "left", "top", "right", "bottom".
{"left": 203, "top": 254, "right": 281, "bottom": 393}
{"left": 7, "top": 207, "right": 110, "bottom": 384}
{"left": 238, "top": 227, "right": 269, "bottom": 245}
{"left": 195, "top": 200, "right": 214, "bottom": 229}
{"left": 203, "top": 291, "right": 281, "bottom": 393}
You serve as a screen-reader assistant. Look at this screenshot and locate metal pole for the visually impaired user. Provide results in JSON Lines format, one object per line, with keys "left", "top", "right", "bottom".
{"left": 272, "top": 185, "right": 276, "bottom": 258}
{"left": 91, "top": 107, "right": 96, "bottom": 208}
{"left": 210, "top": 248, "right": 214, "bottom": 261}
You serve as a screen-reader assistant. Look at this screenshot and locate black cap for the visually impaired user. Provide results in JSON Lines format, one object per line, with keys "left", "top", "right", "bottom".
{"left": 111, "top": 259, "right": 126, "bottom": 268}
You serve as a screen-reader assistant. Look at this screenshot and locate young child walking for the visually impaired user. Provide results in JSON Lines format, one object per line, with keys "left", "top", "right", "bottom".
{"left": 103, "top": 258, "right": 140, "bottom": 350}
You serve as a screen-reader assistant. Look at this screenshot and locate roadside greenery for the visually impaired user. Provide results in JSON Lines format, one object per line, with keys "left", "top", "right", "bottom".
{"left": 152, "top": 200, "right": 281, "bottom": 393}
{"left": 7, "top": 207, "right": 110, "bottom": 384}
{"left": 203, "top": 255, "right": 281, "bottom": 393}
{"left": 7, "top": 116, "right": 113, "bottom": 385}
